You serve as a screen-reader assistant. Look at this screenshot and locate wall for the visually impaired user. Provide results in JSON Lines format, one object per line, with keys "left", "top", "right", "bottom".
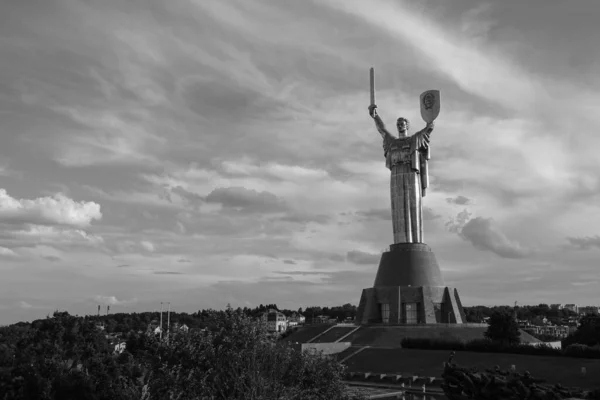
{"left": 301, "top": 342, "right": 351, "bottom": 355}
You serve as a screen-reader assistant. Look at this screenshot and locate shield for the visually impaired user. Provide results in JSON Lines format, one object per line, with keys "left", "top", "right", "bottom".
{"left": 420, "top": 90, "right": 440, "bottom": 123}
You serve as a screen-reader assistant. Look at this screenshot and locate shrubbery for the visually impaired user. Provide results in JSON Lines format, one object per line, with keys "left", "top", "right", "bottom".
{"left": 401, "top": 337, "right": 600, "bottom": 359}
{"left": 0, "top": 309, "right": 365, "bottom": 400}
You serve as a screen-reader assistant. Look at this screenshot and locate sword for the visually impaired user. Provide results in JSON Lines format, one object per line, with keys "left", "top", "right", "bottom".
{"left": 369, "top": 67, "right": 375, "bottom": 107}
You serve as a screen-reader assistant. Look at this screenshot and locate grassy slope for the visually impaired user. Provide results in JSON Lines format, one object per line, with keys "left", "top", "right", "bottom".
{"left": 281, "top": 325, "right": 332, "bottom": 343}
{"left": 312, "top": 327, "right": 356, "bottom": 343}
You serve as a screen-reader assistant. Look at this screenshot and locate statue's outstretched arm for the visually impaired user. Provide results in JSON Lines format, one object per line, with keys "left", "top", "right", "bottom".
{"left": 373, "top": 112, "right": 393, "bottom": 140}
{"left": 415, "top": 122, "right": 434, "bottom": 149}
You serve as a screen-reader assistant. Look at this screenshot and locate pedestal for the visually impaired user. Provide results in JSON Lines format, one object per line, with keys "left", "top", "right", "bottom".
{"left": 355, "top": 243, "right": 467, "bottom": 324}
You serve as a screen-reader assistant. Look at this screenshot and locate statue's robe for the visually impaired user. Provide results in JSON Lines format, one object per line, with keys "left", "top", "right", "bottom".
{"left": 382, "top": 127, "right": 432, "bottom": 244}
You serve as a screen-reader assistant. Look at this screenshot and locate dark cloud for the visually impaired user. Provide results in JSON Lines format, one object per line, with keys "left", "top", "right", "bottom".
{"left": 565, "top": 235, "right": 600, "bottom": 250}
{"left": 116, "top": 264, "right": 130, "bottom": 268}
{"left": 283, "top": 259, "right": 296, "bottom": 265}
{"left": 206, "top": 187, "right": 287, "bottom": 214}
{"left": 274, "top": 270, "right": 327, "bottom": 275}
{"left": 346, "top": 250, "right": 380, "bottom": 265}
{"left": 177, "top": 258, "right": 191, "bottom": 263}
{"left": 42, "top": 255, "right": 61, "bottom": 262}
{"left": 460, "top": 217, "right": 532, "bottom": 259}
{"left": 356, "top": 208, "right": 390, "bottom": 221}
{"left": 276, "top": 212, "right": 330, "bottom": 224}
{"left": 179, "top": 77, "right": 284, "bottom": 123}
{"left": 171, "top": 186, "right": 205, "bottom": 205}
{"left": 446, "top": 195, "right": 472, "bottom": 205}
{"left": 319, "top": 269, "right": 377, "bottom": 286}
{"left": 327, "top": 254, "right": 345, "bottom": 262}
{"left": 153, "top": 271, "right": 184, "bottom": 275}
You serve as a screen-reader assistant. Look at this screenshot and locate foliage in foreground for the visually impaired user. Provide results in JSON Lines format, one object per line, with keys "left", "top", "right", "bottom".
{"left": 442, "top": 352, "right": 600, "bottom": 399}
{"left": 0, "top": 309, "right": 364, "bottom": 400}
{"left": 147, "top": 308, "right": 362, "bottom": 400}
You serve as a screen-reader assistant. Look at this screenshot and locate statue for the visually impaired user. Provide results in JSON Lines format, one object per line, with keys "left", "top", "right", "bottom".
{"left": 368, "top": 67, "right": 440, "bottom": 244}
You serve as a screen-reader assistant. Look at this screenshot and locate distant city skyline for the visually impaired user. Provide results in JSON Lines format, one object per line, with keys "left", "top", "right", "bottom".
{"left": 2, "top": 0, "right": 600, "bottom": 325}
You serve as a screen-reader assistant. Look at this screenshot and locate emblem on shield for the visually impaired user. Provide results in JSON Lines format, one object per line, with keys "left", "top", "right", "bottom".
{"left": 420, "top": 90, "right": 440, "bottom": 123}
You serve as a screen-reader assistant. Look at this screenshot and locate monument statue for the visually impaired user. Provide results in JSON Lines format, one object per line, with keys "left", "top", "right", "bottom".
{"left": 355, "top": 68, "right": 465, "bottom": 325}
{"left": 367, "top": 67, "right": 439, "bottom": 244}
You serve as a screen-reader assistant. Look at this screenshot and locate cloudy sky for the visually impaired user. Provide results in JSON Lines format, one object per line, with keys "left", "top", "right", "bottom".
{"left": 1, "top": 0, "right": 600, "bottom": 325}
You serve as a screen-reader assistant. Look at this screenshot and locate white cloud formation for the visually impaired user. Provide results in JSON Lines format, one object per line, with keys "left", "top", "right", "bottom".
{"left": 0, "top": 189, "right": 102, "bottom": 227}
{"left": 93, "top": 295, "right": 137, "bottom": 306}
{"left": 140, "top": 241, "right": 155, "bottom": 252}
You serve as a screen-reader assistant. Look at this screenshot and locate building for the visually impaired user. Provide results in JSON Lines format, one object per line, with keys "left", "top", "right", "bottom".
{"left": 564, "top": 304, "right": 578, "bottom": 313}
{"left": 114, "top": 342, "right": 126, "bottom": 354}
{"left": 172, "top": 322, "right": 190, "bottom": 333}
{"left": 550, "top": 304, "right": 564, "bottom": 310}
{"left": 262, "top": 309, "right": 288, "bottom": 332}
{"left": 288, "top": 312, "right": 305, "bottom": 325}
{"left": 579, "top": 306, "right": 599, "bottom": 315}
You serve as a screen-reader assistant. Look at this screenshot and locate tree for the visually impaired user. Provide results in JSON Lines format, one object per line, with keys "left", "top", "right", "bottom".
{"left": 562, "top": 315, "right": 600, "bottom": 348}
{"left": 145, "top": 308, "right": 364, "bottom": 400}
{"left": 484, "top": 312, "right": 521, "bottom": 346}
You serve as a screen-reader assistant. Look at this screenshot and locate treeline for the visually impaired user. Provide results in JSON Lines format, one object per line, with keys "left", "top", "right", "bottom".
{"left": 463, "top": 304, "right": 579, "bottom": 325}
{"left": 0, "top": 310, "right": 365, "bottom": 400}
{"left": 44, "top": 303, "right": 360, "bottom": 335}
{"left": 6, "top": 303, "right": 582, "bottom": 337}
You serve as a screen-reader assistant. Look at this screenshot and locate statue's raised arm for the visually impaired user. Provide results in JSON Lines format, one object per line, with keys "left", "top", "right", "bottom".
{"left": 368, "top": 105, "right": 393, "bottom": 140}
{"left": 413, "top": 121, "right": 435, "bottom": 152}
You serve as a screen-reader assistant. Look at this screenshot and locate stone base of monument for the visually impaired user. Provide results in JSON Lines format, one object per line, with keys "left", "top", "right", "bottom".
{"left": 356, "top": 243, "right": 467, "bottom": 324}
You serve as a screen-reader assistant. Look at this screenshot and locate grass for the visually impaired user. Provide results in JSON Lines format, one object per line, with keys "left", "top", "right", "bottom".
{"left": 344, "top": 326, "right": 488, "bottom": 347}
{"left": 343, "top": 348, "right": 600, "bottom": 390}
{"left": 311, "top": 327, "right": 356, "bottom": 343}
{"left": 281, "top": 324, "right": 331, "bottom": 344}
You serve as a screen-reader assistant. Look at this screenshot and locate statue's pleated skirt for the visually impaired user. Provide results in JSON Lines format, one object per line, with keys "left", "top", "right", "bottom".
{"left": 390, "top": 165, "right": 423, "bottom": 243}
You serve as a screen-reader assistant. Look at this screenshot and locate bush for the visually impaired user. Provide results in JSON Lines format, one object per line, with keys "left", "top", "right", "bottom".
{"left": 401, "top": 337, "right": 600, "bottom": 358}
{"left": 146, "top": 308, "right": 365, "bottom": 400}
{"left": 564, "top": 344, "right": 600, "bottom": 359}
{"left": 1, "top": 310, "right": 366, "bottom": 400}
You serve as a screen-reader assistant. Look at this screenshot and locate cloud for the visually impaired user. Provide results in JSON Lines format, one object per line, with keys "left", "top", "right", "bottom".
{"left": 446, "top": 209, "right": 473, "bottom": 233}
{"left": 346, "top": 250, "right": 380, "bottom": 265}
{"left": 356, "top": 208, "right": 390, "bottom": 221}
{"left": 93, "top": 295, "right": 137, "bottom": 306}
{"left": 460, "top": 217, "right": 532, "bottom": 259}
{"left": 423, "top": 207, "right": 441, "bottom": 221}
{"left": 205, "top": 187, "right": 288, "bottom": 213}
{"left": 177, "top": 258, "right": 191, "bottom": 263}
{"left": 42, "top": 255, "right": 61, "bottom": 262}
{"left": 566, "top": 235, "right": 600, "bottom": 250}
{"left": 18, "top": 301, "right": 33, "bottom": 309}
{"left": 446, "top": 195, "right": 472, "bottom": 205}
{"left": 283, "top": 259, "right": 296, "bottom": 265}
{"left": 0, "top": 226, "right": 104, "bottom": 250}
{"left": 153, "top": 271, "right": 184, "bottom": 275}
{"left": 140, "top": 241, "right": 155, "bottom": 252}
{"left": 0, "top": 189, "right": 102, "bottom": 227}
{"left": 0, "top": 246, "right": 18, "bottom": 258}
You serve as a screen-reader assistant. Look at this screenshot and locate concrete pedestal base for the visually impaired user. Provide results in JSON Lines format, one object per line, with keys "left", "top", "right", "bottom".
{"left": 355, "top": 243, "right": 467, "bottom": 324}
{"left": 356, "top": 285, "right": 467, "bottom": 324}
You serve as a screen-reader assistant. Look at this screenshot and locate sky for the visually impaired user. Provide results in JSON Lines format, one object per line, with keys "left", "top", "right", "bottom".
{"left": 1, "top": 0, "right": 600, "bottom": 325}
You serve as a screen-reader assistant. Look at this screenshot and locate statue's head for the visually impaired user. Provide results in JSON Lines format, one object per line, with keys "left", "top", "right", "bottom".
{"left": 396, "top": 117, "right": 409, "bottom": 137}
